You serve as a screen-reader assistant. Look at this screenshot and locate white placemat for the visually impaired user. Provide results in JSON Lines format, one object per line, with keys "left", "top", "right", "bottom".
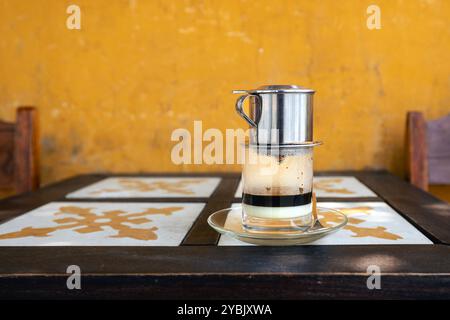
{"left": 0, "top": 202, "right": 205, "bottom": 246}
{"left": 218, "top": 202, "right": 432, "bottom": 245}
{"left": 313, "top": 176, "right": 377, "bottom": 197}
{"left": 66, "top": 177, "right": 221, "bottom": 198}
{"left": 234, "top": 176, "right": 377, "bottom": 198}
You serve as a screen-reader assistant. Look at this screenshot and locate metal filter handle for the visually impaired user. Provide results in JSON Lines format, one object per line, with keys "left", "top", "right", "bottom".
{"left": 234, "top": 92, "right": 259, "bottom": 128}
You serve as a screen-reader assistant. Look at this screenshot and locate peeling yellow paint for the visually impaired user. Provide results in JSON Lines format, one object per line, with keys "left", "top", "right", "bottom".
{"left": 0, "top": 0, "right": 449, "bottom": 185}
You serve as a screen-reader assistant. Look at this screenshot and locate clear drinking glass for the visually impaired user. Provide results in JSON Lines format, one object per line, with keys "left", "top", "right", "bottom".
{"left": 241, "top": 144, "right": 314, "bottom": 233}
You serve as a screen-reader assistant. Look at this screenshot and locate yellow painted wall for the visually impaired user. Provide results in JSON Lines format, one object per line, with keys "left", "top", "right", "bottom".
{"left": 0, "top": 0, "right": 449, "bottom": 185}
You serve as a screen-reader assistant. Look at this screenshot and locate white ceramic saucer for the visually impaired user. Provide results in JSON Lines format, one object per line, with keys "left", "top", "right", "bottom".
{"left": 208, "top": 206, "right": 348, "bottom": 246}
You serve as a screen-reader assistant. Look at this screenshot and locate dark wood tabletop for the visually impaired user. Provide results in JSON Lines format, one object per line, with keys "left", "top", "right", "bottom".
{"left": 0, "top": 171, "right": 449, "bottom": 299}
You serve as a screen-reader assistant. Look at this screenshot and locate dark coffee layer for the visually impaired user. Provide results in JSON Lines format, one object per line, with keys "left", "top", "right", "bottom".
{"left": 242, "top": 192, "right": 312, "bottom": 207}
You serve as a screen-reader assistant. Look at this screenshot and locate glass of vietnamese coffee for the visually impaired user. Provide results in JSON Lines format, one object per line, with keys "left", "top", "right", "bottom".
{"left": 233, "top": 85, "right": 320, "bottom": 233}
{"left": 241, "top": 143, "right": 314, "bottom": 233}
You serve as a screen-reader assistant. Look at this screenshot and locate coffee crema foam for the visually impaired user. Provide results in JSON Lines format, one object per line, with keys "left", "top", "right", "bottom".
{"left": 243, "top": 148, "right": 313, "bottom": 196}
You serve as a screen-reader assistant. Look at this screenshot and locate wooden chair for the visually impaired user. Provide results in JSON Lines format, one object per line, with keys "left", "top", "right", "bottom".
{"left": 406, "top": 111, "right": 450, "bottom": 201}
{"left": 0, "top": 107, "right": 39, "bottom": 195}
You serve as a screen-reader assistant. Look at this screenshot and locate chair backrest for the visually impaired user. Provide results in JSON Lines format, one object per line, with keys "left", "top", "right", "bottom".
{"left": 428, "top": 114, "right": 450, "bottom": 184}
{"left": 0, "top": 107, "right": 39, "bottom": 193}
{"left": 406, "top": 111, "right": 450, "bottom": 190}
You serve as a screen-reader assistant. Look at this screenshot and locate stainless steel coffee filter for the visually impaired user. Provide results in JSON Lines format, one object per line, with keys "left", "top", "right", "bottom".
{"left": 233, "top": 85, "right": 315, "bottom": 145}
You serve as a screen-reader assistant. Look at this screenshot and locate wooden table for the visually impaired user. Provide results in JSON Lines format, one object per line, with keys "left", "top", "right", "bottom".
{"left": 0, "top": 171, "right": 449, "bottom": 299}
